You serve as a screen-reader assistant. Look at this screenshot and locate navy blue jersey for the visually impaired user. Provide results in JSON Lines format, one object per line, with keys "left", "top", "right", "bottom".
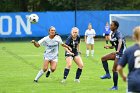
{"left": 104, "top": 26, "right": 111, "bottom": 34}
{"left": 65, "top": 35, "right": 80, "bottom": 55}
{"left": 110, "top": 31, "right": 126, "bottom": 54}
{"left": 118, "top": 44, "right": 140, "bottom": 92}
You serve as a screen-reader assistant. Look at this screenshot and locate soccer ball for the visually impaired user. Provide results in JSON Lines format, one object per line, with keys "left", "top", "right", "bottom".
{"left": 28, "top": 14, "right": 39, "bottom": 24}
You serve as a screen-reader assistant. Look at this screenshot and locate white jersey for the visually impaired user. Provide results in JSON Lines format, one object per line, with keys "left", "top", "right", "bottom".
{"left": 85, "top": 29, "right": 96, "bottom": 44}
{"left": 38, "top": 35, "right": 63, "bottom": 61}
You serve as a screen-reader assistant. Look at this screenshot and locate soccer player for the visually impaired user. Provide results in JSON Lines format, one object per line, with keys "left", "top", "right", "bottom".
{"left": 85, "top": 23, "right": 96, "bottom": 57}
{"left": 61, "top": 27, "right": 84, "bottom": 83}
{"left": 100, "top": 21, "right": 126, "bottom": 90}
{"left": 117, "top": 26, "right": 140, "bottom": 93}
{"left": 103, "top": 22, "right": 111, "bottom": 45}
{"left": 31, "top": 26, "right": 73, "bottom": 83}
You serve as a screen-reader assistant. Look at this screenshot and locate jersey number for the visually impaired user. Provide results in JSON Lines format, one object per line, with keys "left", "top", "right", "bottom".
{"left": 134, "top": 50, "right": 140, "bottom": 68}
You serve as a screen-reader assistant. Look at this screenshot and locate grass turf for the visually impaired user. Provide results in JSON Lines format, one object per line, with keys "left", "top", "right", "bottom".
{"left": 0, "top": 40, "right": 134, "bottom": 93}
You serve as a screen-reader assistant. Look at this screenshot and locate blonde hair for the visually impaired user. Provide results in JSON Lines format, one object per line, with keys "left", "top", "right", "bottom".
{"left": 133, "top": 26, "right": 140, "bottom": 45}
{"left": 88, "top": 23, "right": 92, "bottom": 29}
{"left": 71, "top": 27, "right": 79, "bottom": 34}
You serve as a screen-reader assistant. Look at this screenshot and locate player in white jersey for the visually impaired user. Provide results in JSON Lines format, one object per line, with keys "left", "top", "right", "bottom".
{"left": 85, "top": 23, "right": 96, "bottom": 57}
{"left": 31, "top": 26, "right": 73, "bottom": 83}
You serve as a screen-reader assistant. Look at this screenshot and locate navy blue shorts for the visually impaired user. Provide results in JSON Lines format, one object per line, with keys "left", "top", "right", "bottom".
{"left": 105, "top": 34, "right": 110, "bottom": 36}
{"left": 116, "top": 52, "right": 123, "bottom": 59}
{"left": 65, "top": 51, "right": 79, "bottom": 58}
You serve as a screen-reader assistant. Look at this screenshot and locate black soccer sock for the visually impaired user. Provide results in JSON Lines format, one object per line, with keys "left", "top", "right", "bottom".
{"left": 102, "top": 61, "right": 109, "bottom": 74}
{"left": 75, "top": 68, "right": 82, "bottom": 79}
{"left": 106, "top": 40, "right": 108, "bottom": 44}
{"left": 63, "top": 68, "right": 70, "bottom": 79}
{"left": 113, "top": 72, "right": 118, "bottom": 87}
{"left": 46, "top": 70, "right": 50, "bottom": 77}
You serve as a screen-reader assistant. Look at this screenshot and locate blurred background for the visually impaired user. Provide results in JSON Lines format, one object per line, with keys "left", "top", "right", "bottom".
{"left": 0, "top": 0, "right": 140, "bottom": 40}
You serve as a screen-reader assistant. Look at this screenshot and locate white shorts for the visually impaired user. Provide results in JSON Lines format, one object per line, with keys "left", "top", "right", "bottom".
{"left": 44, "top": 57, "right": 58, "bottom": 62}
{"left": 44, "top": 53, "right": 58, "bottom": 62}
{"left": 86, "top": 38, "right": 94, "bottom": 44}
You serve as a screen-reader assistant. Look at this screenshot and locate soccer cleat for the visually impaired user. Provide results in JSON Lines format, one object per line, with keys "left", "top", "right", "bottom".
{"left": 109, "top": 86, "right": 118, "bottom": 90}
{"left": 86, "top": 55, "right": 89, "bottom": 57}
{"left": 100, "top": 73, "right": 111, "bottom": 79}
{"left": 33, "top": 80, "right": 38, "bottom": 83}
{"left": 46, "top": 71, "right": 50, "bottom": 78}
{"left": 74, "top": 79, "right": 80, "bottom": 83}
{"left": 61, "top": 79, "right": 66, "bottom": 83}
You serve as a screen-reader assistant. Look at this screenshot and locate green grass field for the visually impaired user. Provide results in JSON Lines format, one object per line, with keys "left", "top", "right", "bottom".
{"left": 0, "top": 40, "right": 134, "bottom": 93}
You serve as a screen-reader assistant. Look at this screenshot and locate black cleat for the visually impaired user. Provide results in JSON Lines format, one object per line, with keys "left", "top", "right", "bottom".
{"left": 46, "top": 71, "right": 50, "bottom": 77}
{"left": 34, "top": 80, "right": 38, "bottom": 83}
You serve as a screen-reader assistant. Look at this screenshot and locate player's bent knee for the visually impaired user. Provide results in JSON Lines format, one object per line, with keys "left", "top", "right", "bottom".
{"left": 79, "top": 65, "right": 83, "bottom": 69}
{"left": 78, "top": 63, "right": 84, "bottom": 69}
{"left": 101, "top": 57, "right": 106, "bottom": 61}
{"left": 51, "top": 68, "right": 56, "bottom": 72}
{"left": 43, "top": 68, "right": 47, "bottom": 72}
{"left": 67, "top": 64, "right": 72, "bottom": 69}
{"left": 112, "top": 69, "right": 117, "bottom": 72}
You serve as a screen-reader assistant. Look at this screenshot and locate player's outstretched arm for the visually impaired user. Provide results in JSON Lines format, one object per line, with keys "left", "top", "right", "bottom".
{"left": 61, "top": 44, "right": 74, "bottom": 56}
{"left": 64, "top": 47, "right": 74, "bottom": 56}
{"left": 31, "top": 40, "right": 40, "bottom": 48}
{"left": 61, "top": 44, "right": 72, "bottom": 51}
{"left": 104, "top": 45, "right": 114, "bottom": 49}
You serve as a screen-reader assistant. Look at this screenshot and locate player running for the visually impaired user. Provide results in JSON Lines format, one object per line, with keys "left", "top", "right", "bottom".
{"left": 103, "top": 22, "right": 111, "bottom": 45}
{"left": 100, "top": 21, "right": 126, "bottom": 90}
{"left": 31, "top": 26, "right": 73, "bottom": 83}
{"left": 61, "top": 27, "right": 84, "bottom": 83}
{"left": 117, "top": 26, "right": 140, "bottom": 93}
{"left": 85, "top": 23, "right": 96, "bottom": 57}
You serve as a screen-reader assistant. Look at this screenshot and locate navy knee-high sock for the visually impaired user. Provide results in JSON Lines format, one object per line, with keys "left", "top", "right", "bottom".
{"left": 113, "top": 72, "right": 118, "bottom": 87}
{"left": 106, "top": 40, "right": 108, "bottom": 44}
{"left": 102, "top": 61, "right": 109, "bottom": 74}
{"left": 75, "top": 68, "right": 82, "bottom": 79}
{"left": 63, "top": 68, "right": 70, "bottom": 79}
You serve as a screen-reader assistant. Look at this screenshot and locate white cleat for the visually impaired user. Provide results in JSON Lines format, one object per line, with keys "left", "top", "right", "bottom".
{"left": 74, "top": 79, "right": 80, "bottom": 83}
{"left": 86, "top": 55, "right": 89, "bottom": 57}
{"left": 61, "top": 79, "right": 66, "bottom": 83}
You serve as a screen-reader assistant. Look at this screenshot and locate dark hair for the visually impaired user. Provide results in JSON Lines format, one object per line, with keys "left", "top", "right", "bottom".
{"left": 112, "top": 21, "right": 119, "bottom": 29}
{"left": 49, "top": 26, "right": 55, "bottom": 31}
{"left": 48, "top": 26, "right": 58, "bottom": 35}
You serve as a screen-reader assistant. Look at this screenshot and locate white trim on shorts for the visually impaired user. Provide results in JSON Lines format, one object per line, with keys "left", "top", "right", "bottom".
{"left": 86, "top": 38, "right": 94, "bottom": 44}
{"left": 44, "top": 57, "right": 58, "bottom": 62}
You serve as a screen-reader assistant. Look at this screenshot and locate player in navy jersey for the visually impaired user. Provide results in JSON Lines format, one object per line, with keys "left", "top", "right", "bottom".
{"left": 61, "top": 27, "right": 84, "bottom": 83}
{"left": 103, "top": 22, "right": 111, "bottom": 45}
{"left": 100, "top": 21, "right": 126, "bottom": 90}
{"left": 117, "top": 26, "right": 140, "bottom": 93}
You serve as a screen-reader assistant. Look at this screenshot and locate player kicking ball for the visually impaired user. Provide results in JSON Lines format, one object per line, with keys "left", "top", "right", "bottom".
{"left": 31, "top": 26, "right": 73, "bottom": 83}
{"left": 61, "top": 27, "right": 84, "bottom": 83}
